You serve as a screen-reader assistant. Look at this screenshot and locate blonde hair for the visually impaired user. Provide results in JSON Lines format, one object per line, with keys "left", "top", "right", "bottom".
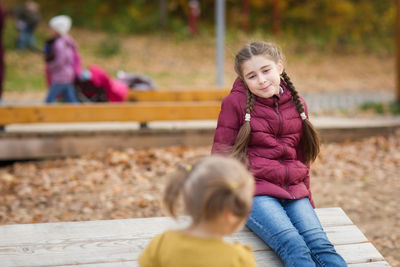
{"left": 232, "top": 41, "right": 320, "bottom": 164}
{"left": 163, "top": 155, "right": 254, "bottom": 224}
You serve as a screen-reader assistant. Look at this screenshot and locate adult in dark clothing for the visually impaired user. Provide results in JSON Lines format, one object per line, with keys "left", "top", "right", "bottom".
{"left": 12, "top": 0, "right": 40, "bottom": 51}
{"left": 0, "top": 3, "right": 5, "bottom": 103}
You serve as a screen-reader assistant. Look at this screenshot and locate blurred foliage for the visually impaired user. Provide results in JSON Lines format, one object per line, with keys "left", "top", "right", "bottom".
{"left": 359, "top": 102, "right": 400, "bottom": 115}
{"left": 360, "top": 102, "right": 385, "bottom": 114}
{"left": 96, "top": 35, "right": 121, "bottom": 58}
{"left": 3, "top": 0, "right": 396, "bottom": 53}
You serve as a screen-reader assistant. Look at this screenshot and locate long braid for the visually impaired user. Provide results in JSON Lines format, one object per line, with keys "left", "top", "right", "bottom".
{"left": 231, "top": 88, "right": 255, "bottom": 162}
{"left": 246, "top": 88, "right": 256, "bottom": 114}
{"left": 282, "top": 71, "right": 320, "bottom": 164}
{"left": 281, "top": 72, "right": 304, "bottom": 113}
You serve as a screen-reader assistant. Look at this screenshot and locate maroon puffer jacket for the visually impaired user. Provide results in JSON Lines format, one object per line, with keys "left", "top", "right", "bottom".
{"left": 212, "top": 77, "right": 314, "bottom": 207}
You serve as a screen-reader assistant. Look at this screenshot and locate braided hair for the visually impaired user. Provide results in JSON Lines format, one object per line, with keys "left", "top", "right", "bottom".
{"left": 281, "top": 71, "right": 320, "bottom": 163}
{"left": 231, "top": 41, "right": 320, "bottom": 164}
{"left": 231, "top": 89, "right": 255, "bottom": 162}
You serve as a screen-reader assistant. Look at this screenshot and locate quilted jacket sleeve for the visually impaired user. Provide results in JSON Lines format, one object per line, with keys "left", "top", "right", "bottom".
{"left": 211, "top": 94, "right": 243, "bottom": 155}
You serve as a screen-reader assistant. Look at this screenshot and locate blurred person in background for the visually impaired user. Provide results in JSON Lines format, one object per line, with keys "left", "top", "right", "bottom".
{"left": 44, "top": 15, "right": 81, "bottom": 103}
{"left": 12, "top": 0, "right": 40, "bottom": 51}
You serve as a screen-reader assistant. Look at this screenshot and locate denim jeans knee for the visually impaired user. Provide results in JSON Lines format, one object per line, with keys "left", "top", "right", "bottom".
{"left": 246, "top": 196, "right": 347, "bottom": 267}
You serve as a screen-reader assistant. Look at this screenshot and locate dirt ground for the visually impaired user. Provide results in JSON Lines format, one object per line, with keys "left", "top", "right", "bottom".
{"left": 0, "top": 131, "right": 399, "bottom": 266}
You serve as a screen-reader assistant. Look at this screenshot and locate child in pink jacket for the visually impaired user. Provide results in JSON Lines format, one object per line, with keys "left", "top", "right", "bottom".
{"left": 44, "top": 15, "right": 81, "bottom": 103}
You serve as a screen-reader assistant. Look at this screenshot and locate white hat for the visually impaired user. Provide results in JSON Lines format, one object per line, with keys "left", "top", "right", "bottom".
{"left": 49, "top": 15, "right": 72, "bottom": 35}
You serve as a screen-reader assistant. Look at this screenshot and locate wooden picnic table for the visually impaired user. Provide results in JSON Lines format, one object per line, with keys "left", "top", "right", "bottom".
{"left": 0, "top": 207, "right": 390, "bottom": 266}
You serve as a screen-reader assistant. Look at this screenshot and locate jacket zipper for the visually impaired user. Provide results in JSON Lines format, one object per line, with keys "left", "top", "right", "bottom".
{"left": 274, "top": 97, "right": 283, "bottom": 136}
{"left": 274, "top": 97, "right": 296, "bottom": 199}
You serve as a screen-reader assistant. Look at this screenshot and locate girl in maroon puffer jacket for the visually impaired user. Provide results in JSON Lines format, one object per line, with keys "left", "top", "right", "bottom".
{"left": 212, "top": 41, "right": 347, "bottom": 267}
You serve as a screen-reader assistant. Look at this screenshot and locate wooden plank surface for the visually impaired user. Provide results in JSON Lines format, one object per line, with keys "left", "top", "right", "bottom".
{"left": 127, "top": 89, "right": 230, "bottom": 102}
{"left": 0, "top": 208, "right": 389, "bottom": 267}
{"left": 0, "top": 208, "right": 348, "bottom": 244}
{"left": 55, "top": 261, "right": 392, "bottom": 267}
{"left": 1, "top": 120, "right": 399, "bottom": 161}
{"left": 0, "top": 102, "right": 221, "bottom": 124}
{"left": 254, "top": 243, "right": 386, "bottom": 267}
{"left": 336, "top": 243, "right": 385, "bottom": 265}
{"left": 0, "top": 129, "right": 216, "bottom": 160}
{"left": 349, "top": 262, "right": 391, "bottom": 267}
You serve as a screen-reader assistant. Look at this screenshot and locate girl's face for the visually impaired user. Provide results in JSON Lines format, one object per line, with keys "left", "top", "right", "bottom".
{"left": 241, "top": 55, "right": 284, "bottom": 99}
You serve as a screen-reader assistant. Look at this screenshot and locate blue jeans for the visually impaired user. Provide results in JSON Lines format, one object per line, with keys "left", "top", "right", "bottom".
{"left": 46, "top": 83, "right": 78, "bottom": 103}
{"left": 246, "top": 196, "right": 347, "bottom": 267}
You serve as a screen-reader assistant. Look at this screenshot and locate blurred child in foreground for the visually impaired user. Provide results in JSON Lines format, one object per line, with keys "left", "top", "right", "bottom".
{"left": 139, "top": 155, "right": 256, "bottom": 267}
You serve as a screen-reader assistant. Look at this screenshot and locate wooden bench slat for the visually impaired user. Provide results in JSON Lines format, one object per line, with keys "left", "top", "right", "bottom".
{"left": 313, "top": 206, "right": 353, "bottom": 226}
{"left": 67, "top": 260, "right": 395, "bottom": 267}
{"left": 58, "top": 263, "right": 138, "bottom": 267}
{"left": 349, "top": 262, "right": 392, "bottom": 267}
{"left": 0, "top": 103, "right": 222, "bottom": 124}
{"left": 127, "top": 90, "right": 230, "bottom": 102}
{"left": 336, "top": 243, "right": 385, "bottom": 265}
{"left": 0, "top": 225, "right": 369, "bottom": 266}
{"left": 2, "top": 244, "right": 387, "bottom": 267}
{"left": 0, "top": 208, "right": 349, "bottom": 244}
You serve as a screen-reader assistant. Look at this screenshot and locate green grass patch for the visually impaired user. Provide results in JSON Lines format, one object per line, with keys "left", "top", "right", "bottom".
{"left": 359, "top": 101, "right": 400, "bottom": 115}
{"left": 95, "top": 35, "right": 121, "bottom": 58}
{"left": 4, "top": 61, "right": 46, "bottom": 93}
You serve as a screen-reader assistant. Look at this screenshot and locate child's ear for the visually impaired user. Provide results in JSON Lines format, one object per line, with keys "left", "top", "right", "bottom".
{"left": 223, "top": 208, "right": 240, "bottom": 224}
{"left": 222, "top": 208, "right": 246, "bottom": 234}
{"left": 277, "top": 60, "right": 284, "bottom": 75}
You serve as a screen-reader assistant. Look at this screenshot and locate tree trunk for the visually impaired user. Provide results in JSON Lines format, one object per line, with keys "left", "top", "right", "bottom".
{"left": 272, "top": 0, "right": 281, "bottom": 36}
{"left": 159, "top": 0, "right": 168, "bottom": 32}
{"left": 242, "top": 0, "right": 250, "bottom": 32}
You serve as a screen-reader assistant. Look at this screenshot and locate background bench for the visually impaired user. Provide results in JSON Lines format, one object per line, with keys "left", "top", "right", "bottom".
{"left": 0, "top": 207, "right": 390, "bottom": 266}
{"left": 0, "top": 102, "right": 222, "bottom": 125}
{"left": 1, "top": 103, "right": 399, "bottom": 161}
{"left": 0, "top": 89, "right": 227, "bottom": 126}
{"left": 127, "top": 89, "right": 229, "bottom": 102}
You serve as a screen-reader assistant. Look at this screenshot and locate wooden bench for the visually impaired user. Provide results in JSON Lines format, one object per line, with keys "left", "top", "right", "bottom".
{"left": 0, "top": 207, "right": 390, "bottom": 266}
{"left": 0, "top": 89, "right": 228, "bottom": 127}
{"left": 127, "top": 89, "right": 230, "bottom": 102}
{"left": 0, "top": 102, "right": 221, "bottom": 125}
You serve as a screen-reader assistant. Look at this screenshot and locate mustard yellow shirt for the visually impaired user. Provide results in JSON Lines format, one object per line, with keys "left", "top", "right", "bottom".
{"left": 138, "top": 230, "right": 256, "bottom": 267}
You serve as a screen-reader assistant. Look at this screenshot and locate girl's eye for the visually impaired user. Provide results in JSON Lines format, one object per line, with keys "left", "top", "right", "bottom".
{"left": 248, "top": 75, "right": 255, "bottom": 79}
{"left": 263, "top": 69, "right": 270, "bottom": 73}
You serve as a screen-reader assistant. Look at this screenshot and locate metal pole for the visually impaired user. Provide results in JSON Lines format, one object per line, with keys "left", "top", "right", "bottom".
{"left": 216, "top": 0, "right": 225, "bottom": 87}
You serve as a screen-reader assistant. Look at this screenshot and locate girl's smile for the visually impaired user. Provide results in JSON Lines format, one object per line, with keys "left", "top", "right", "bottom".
{"left": 261, "top": 83, "right": 272, "bottom": 91}
{"left": 241, "top": 55, "right": 283, "bottom": 99}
